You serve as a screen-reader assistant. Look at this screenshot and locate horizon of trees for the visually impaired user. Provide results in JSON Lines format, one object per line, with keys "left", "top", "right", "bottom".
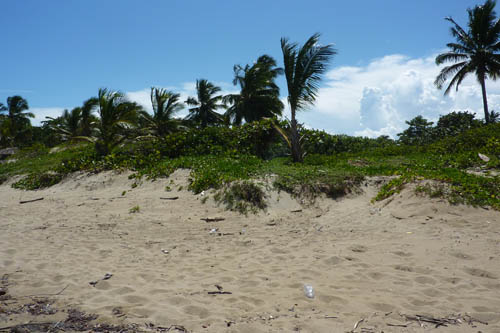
{"left": 3, "top": 0, "right": 500, "bottom": 157}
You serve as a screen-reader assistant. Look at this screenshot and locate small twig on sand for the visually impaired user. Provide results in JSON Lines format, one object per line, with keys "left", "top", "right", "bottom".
{"left": 353, "top": 318, "right": 365, "bottom": 330}
{"left": 19, "top": 197, "right": 44, "bottom": 204}
{"left": 160, "top": 196, "right": 179, "bottom": 200}
{"left": 291, "top": 209, "right": 302, "bottom": 213}
{"left": 208, "top": 291, "right": 232, "bottom": 295}
{"left": 19, "top": 284, "right": 69, "bottom": 298}
{"left": 201, "top": 217, "right": 225, "bottom": 222}
{"left": 387, "top": 322, "right": 409, "bottom": 327}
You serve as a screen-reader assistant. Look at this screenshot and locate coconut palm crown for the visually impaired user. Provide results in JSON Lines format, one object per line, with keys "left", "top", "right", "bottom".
{"left": 435, "top": 0, "right": 500, "bottom": 124}
{"left": 0, "top": 96, "right": 34, "bottom": 145}
{"left": 185, "top": 79, "right": 224, "bottom": 128}
{"left": 82, "top": 88, "right": 142, "bottom": 156}
{"left": 223, "top": 55, "right": 284, "bottom": 125}
{"left": 141, "top": 87, "right": 184, "bottom": 137}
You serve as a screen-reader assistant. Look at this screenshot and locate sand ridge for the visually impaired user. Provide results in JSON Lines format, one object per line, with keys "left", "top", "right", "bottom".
{"left": 1, "top": 170, "right": 499, "bottom": 332}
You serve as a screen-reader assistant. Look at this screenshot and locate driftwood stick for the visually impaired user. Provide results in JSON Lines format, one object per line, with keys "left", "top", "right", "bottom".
{"left": 160, "top": 196, "right": 179, "bottom": 200}
{"left": 19, "top": 197, "right": 44, "bottom": 204}
{"left": 201, "top": 217, "right": 225, "bottom": 222}
{"left": 207, "top": 291, "right": 232, "bottom": 295}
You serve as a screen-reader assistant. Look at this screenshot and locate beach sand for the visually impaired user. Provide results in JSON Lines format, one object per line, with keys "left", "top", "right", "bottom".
{"left": 1, "top": 170, "right": 499, "bottom": 332}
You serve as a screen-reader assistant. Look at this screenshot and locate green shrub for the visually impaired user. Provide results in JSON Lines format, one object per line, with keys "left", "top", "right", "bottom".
{"left": 215, "top": 181, "right": 267, "bottom": 214}
{"left": 12, "top": 172, "right": 64, "bottom": 190}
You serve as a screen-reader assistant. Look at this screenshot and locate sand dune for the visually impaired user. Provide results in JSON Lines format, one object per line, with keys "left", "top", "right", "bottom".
{"left": 1, "top": 170, "right": 499, "bottom": 332}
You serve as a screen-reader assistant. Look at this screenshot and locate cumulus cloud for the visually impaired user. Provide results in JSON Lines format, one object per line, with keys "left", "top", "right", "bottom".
{"left": 304, "top": 53, "right": 500, "bottom": 138}
{"left": 27, "top": 54, "right": 500, "bottom": 138}
{"left": 31, "top": 107, "right": 67, "bottom": 126}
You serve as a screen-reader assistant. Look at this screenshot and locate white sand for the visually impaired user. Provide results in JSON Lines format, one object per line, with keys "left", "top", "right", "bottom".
{"left": 1, "top": 170, "right": 499, "bottom": 332}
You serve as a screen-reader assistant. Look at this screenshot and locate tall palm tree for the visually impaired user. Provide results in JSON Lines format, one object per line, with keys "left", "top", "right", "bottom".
{"left": 141, "top": 87, "right": 184, "bottom": 137}
{"left": 186, "top": 79, "right": 224, "bottom": 128}
{"left": 435, "top": 0, "right": 500, "bottom": 124}
{"left": 0, "top": 96, "right": 34, "bottom": 145}
{"left": 280, "top": 33, "right": 336, "bottom": 162}
{"left": 80, "top": 88, "right": 142, "bottom": 156}
{"left": 223, "top": 55, "right": 284, "bottom": 125}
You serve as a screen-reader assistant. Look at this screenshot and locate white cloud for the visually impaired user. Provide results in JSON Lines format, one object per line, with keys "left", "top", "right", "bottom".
{"left": 301, "top": 53, "right": 500, "bottom": 138}
{"left": 27, "top": 54, "right": 500, "bottom": 138}
{"left": 31, "top": 107, "right": 67, "bottom": 126}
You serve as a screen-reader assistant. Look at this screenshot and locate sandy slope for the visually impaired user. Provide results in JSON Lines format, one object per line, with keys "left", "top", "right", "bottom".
{"left": 0, "top": 170, "right": 499, "bottom": 332}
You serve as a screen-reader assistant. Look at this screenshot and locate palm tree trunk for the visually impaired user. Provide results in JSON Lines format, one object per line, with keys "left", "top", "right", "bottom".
{"left": 479, "top": 74, "right": 490, "bottom": 124}
{"left": 290, "top": 108, "right": 303, "bottom": 163}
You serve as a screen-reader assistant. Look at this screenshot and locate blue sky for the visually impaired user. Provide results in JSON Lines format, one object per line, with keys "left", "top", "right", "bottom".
{"left": 1, "top": 0, "right": 497, "bottom": 137}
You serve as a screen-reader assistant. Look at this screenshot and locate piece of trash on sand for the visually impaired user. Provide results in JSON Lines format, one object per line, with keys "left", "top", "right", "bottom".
{"left": 303, "top": 284, "right": 315, "bottom": 298}
{"left": 103, "top": 273, "right": 113, "bottom": 280}
{"left": 161, "top": 249, "right": 169, "bottom": 254}
{"left": 209, "top": 228, "right": 218, "bottom": 234}
{"left": 478, "top": 153, "right": 490, "bottom": 162}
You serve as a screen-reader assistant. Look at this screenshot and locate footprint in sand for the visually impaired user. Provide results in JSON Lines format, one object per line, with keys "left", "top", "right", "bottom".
{"left": 323, "top": 256, "right": 343, "bottom": 266}
{"left": 394, "top": 265, "right": 414, "bottom": 272}
{"left": 414, "top": 276, "right": 436, "bottom": 285}
{"left": 464, "top": 267, "right": 498, "bottom": 279}
{"left": 319, "top": 295, "right": 348, "bottom": 304}
{"left": 392, "top": 250, "right": 412, "bottom": 257}
{"left": 349, "top": 245, "right": 367, "bottom": 253}
{"left": 450, "top": 251, "right": 475, "bottom": 260}
{"left": 369, "top": 302, "right": 395, "bottom": 312}
{"left": 368, "top": 272, "right": 386, "bottom": 280}
{"left": 182, "top": 305, "right": 210, "bottom": 318}
{"left": 122, "top": 295, "right": 148, "bottom": 304}
{"left": 421, "top": 288, "right": 443, "bottom": 297}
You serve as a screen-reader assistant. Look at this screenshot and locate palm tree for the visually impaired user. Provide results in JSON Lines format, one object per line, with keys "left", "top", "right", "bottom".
{"left": 280, "top": 33, "right": 336, "bottom": 162}
{"left": 141, "top": 87, "right": 184, "bottom": 137}
{"left": 185, "top": 79, "right": 224, "bottom": 128}
{"left": 0, "top": 96, "right": 34, "bottom": 145}
{"left": 80, "top": 88, "right": 142, "bottom": 156}
{"left": 80, "top": 97, "right": 98, "bottom": 137}
{"left": 435, "top": 0, "right": 500, "bottom": 124}
{"left": 47, "top": 108, "right": 83, "bottom": 141}
{"left": 223, "top": 55, "right": 284, "bottom": 125}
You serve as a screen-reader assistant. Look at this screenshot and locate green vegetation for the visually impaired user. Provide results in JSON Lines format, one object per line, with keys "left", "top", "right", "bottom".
{"left": 214, "top": 181, "right": 267, "bottom": 214}
{"left": 12, "top": 172, "right": 64, "bottom": 190}
{"left": 279, "top": 33, "right": 336, "bottom": 162}
{"left": 1, "top": 120, "right": 499, "bottom": 211}
{"left": 2, "top": 6, "right": 500, "bottom": 213}
{"left": 435, "top": 0, "right": 500, "bottom": 124}
{"left": 223, "top": 55, "right": 284, "bottom": 125}
{"left": 186, "top": 79, "right": 224, "bottom": 128}
{"left": 129, "top": 205, "right": 140, "bottom": 213}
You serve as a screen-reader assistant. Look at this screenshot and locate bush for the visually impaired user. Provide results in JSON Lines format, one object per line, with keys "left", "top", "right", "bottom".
{"left": 12, "top": 172, "right": 64, "bottom": 190}
{"left": 215, "top": 181, "right": 267, "bottom": 214}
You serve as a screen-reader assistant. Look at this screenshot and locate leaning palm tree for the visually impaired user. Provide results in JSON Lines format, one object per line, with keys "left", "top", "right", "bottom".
{"left": 79, "top": 88, "right": 142, "bottom": 156}
{"left": 141, "top": 87, "right": 184, "bottom": 137}
{"left": 223, "top": 55, "right": 284, "bottom": 125}
{"left": 280, "top": 33, "right": 336, "bottom": 162}
{"left": 185, "top": 79, "right": 224, "bottom": 128}
{"left": 0, "top": 96, "right": 34, "bottom": 145}
{"left": 435, "top": 0, "right": 500, "bottom": 124}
